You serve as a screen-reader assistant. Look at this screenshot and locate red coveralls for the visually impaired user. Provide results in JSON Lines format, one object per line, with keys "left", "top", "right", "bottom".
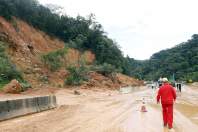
{"left": 157, "top": 83, "right": 176, "bottom": 128}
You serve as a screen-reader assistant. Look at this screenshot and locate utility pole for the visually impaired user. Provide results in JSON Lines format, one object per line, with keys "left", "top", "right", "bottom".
{"left": 172, "top": 73, "right": 175, "bottom": 82}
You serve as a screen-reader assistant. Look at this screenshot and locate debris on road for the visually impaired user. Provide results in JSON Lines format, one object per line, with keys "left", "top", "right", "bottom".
{"left": 74, "top": 90, "right": 81, "bottom": 95}
{"left": 3, "top": 79, "right": 22, "bottom": 94}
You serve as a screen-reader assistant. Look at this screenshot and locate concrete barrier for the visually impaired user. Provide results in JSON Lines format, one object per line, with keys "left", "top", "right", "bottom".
{"left": 0, "top": 95, "right": 57, "bottom": 121}
{"left": 119, "top": 86, "right": 133, "bottom": 94}
{"left": 119, "top": 86, "right": 140, "bottom": 94}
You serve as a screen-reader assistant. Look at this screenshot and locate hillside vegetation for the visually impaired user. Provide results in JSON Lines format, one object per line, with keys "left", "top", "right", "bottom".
{"left": 0, "top": 41, "right": 22, "bottom": 88}
{"left": 0, "top": 0, "right": 126, "bottom": 73}
{"left": 129, "top": 35, "right": 198, "bottom": 82}
{"left": 0, "top": 0, "right": 143, "bottom": 89}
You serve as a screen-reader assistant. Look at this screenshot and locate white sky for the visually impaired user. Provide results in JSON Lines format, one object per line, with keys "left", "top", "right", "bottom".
{"left": 38, "top": 0, "right": 198, "bottom": 60}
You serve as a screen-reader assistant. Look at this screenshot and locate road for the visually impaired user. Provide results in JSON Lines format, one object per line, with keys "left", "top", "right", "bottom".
{"left": 0, "top": 85, "right": 198, "bottom": 132}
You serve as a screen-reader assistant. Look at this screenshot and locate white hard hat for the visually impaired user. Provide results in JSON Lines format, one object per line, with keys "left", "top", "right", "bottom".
{"left": 162, "top": 78, "right": 168, "bottom": 82}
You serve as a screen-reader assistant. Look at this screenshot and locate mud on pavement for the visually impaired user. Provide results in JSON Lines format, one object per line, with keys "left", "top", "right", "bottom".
{"left": 0, "top": 86, "right": 198, "bottom": 132}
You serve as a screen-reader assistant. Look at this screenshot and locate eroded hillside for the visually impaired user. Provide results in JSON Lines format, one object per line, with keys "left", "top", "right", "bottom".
{"left": 0, "top": 17, "right": 95, "bottom": 87}
{"left": 0, "top": 17, "right": 142, "bottom": 90}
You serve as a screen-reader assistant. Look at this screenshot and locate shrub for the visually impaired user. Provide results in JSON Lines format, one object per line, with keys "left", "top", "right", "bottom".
{"left": 183, "top": 72, "right": 198, "bottom": 83}
{"left": 65, "top": 65, "right": 89, "bottom": 86}
{"left": 20, "top": 81, "right": 32, "bottom": 92}
{"left": 0, "top": 42, "right": 23, "bottom": 88}
{"left": 42, "top": 48, "right": 68, "bottom": 71}
{"left": 91, "top": 63, "right": 120, "bottom": 76}
{"left": 187, "top": 79, "right": 193, "bottom": 83}
{"left": 0, "top": 80, "right": 9, "bottom": 90}
{"left": 191, "top": 72, "right": 198, "bottom": 82}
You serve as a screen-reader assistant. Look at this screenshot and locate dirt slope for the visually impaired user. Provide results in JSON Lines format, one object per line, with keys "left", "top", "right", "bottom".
{"left": 0, "top": 17, "right": 95, "bottom": 87}
{"left": 0, "top": 16, "right": 141, "bottom": 89}
{"left": 78, "top": 72, "right": 143, "bottom": 90}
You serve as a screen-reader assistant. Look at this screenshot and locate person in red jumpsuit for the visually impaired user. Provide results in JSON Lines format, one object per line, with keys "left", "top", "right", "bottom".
{"left": 157, "top": 78, "right": 176, "bottom": 129}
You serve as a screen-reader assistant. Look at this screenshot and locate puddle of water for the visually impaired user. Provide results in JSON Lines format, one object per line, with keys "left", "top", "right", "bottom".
{"left": 175, "top": 103, "right": 198, "bottom": 125}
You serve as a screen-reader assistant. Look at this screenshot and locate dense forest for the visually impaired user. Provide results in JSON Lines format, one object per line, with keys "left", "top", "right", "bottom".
{"left": 128, "top": 35, "right": 198, "bottom": 82}
{"left": 0, "top": 0, "right": 197, "bottom": 83}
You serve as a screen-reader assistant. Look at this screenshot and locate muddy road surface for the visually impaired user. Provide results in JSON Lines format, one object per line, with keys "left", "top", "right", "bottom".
{"left": 0, "top": 85, "right": 198, "bottom": 132}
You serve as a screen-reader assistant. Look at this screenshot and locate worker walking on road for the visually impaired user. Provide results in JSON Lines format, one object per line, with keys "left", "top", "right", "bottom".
{"left": 157, "top": 78, "right": 176, "bottom": 130}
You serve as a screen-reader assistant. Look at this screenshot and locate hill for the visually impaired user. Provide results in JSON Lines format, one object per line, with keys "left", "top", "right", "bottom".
{"left": 129, "top": 35, "right": 198, "bottom": 82}
{"left": 0, "top": 16, "right": 95, "bottom": 87}
{"left": 0, "top": 0, "right": 142, "bottom": 91}
{"left": 0, "top": 0, "right": 126, "bottom": 72}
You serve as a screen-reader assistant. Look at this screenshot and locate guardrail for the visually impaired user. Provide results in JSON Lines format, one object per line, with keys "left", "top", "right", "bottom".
{"left": 0, "top": 95, "right": 57, "bottom": 121}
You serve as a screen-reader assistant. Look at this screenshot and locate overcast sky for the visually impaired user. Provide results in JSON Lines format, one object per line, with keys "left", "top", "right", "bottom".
{"left": 38, "top": 0, "right": 198, "bottom": 60}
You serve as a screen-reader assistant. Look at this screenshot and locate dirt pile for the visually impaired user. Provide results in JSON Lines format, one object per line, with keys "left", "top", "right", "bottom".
{"left": 3, "top": 79, "right": 22, "bottom": 94}
{"left": 82, "top": 72, "right": 119, "bottom": 89}
{"left": 116, "top": 73, "right": 144, "bottom": 86}
{"left": 80, "top": 72, "right": 143, "bottom": 89}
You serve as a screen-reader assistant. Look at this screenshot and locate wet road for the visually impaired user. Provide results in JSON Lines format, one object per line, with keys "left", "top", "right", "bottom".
{"left": 0, "top": 85, "right": 198, "bottom": 132}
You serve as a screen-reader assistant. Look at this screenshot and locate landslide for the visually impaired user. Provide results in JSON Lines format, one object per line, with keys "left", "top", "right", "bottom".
{"left": 0, "top": 17, "right": 142, "bottom": 90}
